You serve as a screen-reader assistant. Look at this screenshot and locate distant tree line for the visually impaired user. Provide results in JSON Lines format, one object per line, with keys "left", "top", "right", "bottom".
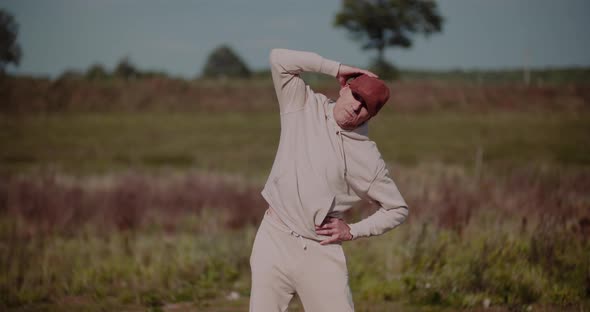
{"left": 58, "top": 44, "right": 252, "bottom": 81}
{"left": 202, "top": 44, "right": 251, "bottom": 79}
{"left": 0, "top": 7, "right": 251, "bottom": 81}
{"left": 400, "top": 67, "right": 590, "bottom": 84}
{"left": 58, "top": 57, "right": 170, "bottom": 81}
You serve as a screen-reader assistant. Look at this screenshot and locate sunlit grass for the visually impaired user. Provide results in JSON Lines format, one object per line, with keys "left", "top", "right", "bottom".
{"left": 2, "top": 210, "right": 588, "bottom": 311}
{"left": 1, "top": 111, "right": 588, "bottom": 178}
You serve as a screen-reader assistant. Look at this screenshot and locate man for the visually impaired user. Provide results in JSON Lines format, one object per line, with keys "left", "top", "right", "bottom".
{"left": 249, "top": 48, "right": 409, "bottom": 312}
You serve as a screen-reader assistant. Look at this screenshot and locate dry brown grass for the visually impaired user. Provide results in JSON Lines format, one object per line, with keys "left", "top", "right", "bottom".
{"left": 1, "top": 76, "right": 588, "bottom": 113}
{"left": 0, "top": 170, "right": 267, "bottom": 237}
{"left": 1, "top": 166, "right": 588, "bottom": 310}
{"left": 1, "top": 165, "right": 588, "bottom": 238}
{"left": 397, "top": 165, "right": 589, "bottom": 232}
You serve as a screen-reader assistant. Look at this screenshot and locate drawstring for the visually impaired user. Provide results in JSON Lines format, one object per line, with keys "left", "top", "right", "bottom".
{"left": 290, "top": 230, "right": 307, "bottom": 250}
{"left": 328, "top": 101, "right": 351, "bottom": 195}
{"left": 336, "top": 130, "right": 351, "bottom": 194}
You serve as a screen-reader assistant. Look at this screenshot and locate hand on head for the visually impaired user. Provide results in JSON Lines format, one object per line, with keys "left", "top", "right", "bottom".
{"left": 337, "top": 64, "right": 378, "bottom": 87}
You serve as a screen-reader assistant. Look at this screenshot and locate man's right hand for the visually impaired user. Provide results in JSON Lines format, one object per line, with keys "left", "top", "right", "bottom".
{"left": 315, "top": 217, "right": 354, "bottom": 245}
{"left": 336, "top": 64, "right": 378, "bottom": 87}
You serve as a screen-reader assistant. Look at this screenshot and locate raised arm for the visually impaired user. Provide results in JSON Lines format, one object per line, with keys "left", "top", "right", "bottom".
{"left": 269, "top": 48, "right": 340, "bottom": 113}
{"left": 348, "top": 163, "right": 409, "bottom": 239}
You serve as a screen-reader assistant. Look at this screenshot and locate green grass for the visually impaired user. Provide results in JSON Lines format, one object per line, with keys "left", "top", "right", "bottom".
{"left": 1, "top": 111, "right": 589, "bottom": 178}
{"left": 346, "top": 213, "right": 590, "bottom": 309}
{"left": 0, "top": 214, "right": 256, "bottom": 311}
{"left": 2, "top": 210, "right": 587, "bottom": 311}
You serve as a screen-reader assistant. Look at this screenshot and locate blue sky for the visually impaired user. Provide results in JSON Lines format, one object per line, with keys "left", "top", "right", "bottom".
{"left": 3, "top": 0, "right": 590, "bottom": 78}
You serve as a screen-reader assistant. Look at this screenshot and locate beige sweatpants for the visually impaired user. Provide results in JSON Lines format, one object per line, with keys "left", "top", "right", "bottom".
{"left": 249, "top": 209, "right": 354, "bottom": 312}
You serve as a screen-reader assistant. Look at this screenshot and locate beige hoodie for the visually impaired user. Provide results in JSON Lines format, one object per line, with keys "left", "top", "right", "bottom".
{"left": 261, "top": 48, "right": 408, "bottom": 241}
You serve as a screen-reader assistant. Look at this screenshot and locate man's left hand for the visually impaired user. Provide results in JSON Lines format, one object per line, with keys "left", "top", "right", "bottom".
{"left": 336, "top": 64, "right": 378, "bottom": 87}
{"left": 315, "top": 217, "right": 353, "bottom": 245}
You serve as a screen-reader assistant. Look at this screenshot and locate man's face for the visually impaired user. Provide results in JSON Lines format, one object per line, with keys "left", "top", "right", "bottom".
{"left": 333, "top": 85, "right": 372, "bottom": 130}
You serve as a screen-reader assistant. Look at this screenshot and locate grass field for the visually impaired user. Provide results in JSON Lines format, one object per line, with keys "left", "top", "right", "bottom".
{"left": 1, "top": 166, "right": 588, "bottom": 311}
{"left": 1, "top": 111, "right": 589, "bottom": 177}
{"left": 1, "top": 78, "right": 590, "bottom": 311}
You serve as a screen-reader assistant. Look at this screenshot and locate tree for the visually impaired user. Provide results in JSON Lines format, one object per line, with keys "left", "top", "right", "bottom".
{"left": 334, "top": 0, "right": 443, "bottom": 79}
{"left": 202, "top": 45, "right": 251, "bottom": 79}
{"left": 114, "top": 57, "right": 139, "bottom": 80}
{"left": 57, "top": 69, "right": 83, "bottom": 81}
{"left": 86, "top": 63, "right": 109, "bottom": 80}
{"left": 0, "top": 9, "right": 22, "bottom": 73}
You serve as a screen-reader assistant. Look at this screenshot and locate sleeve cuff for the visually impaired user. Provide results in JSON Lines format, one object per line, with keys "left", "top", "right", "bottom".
{"left": 319, "top": 58, "right": 341, "bottom": 77}
{"left": 348, "top": 223, "right": 364, "bottom": 240}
